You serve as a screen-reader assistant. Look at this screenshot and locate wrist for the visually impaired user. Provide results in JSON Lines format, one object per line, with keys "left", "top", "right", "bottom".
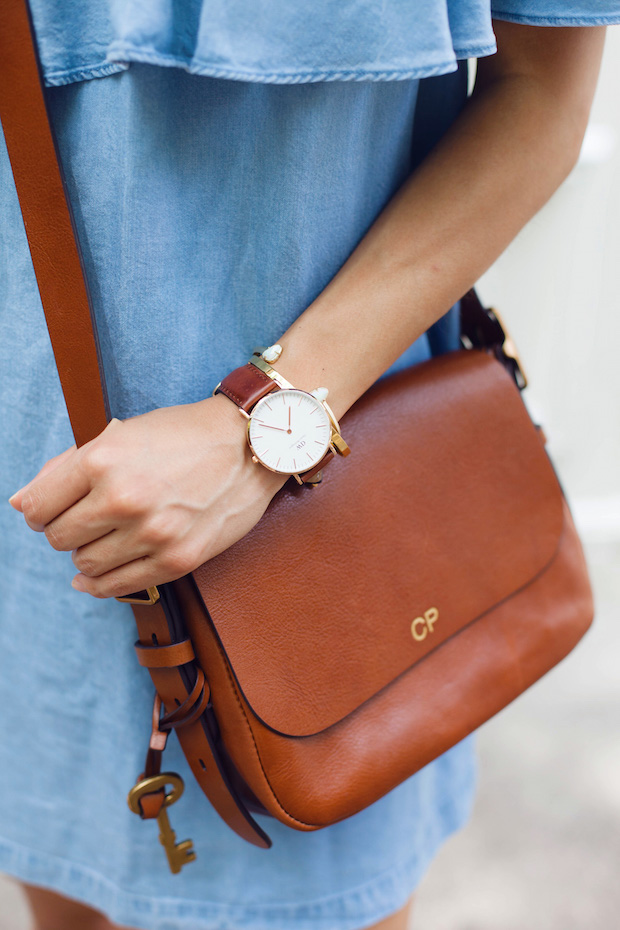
{"left": 212, "top": 346, "right": 350, "bottom": 486}
{"left": 266, "top": 334, "right": 351, "bottom": 421}
{"left": 204, "top": 392, "right": 289, "bottom": 497}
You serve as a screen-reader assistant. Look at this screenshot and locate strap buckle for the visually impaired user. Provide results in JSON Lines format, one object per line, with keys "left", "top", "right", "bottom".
{"left": 488, "top": 304, "right": 528, "bottom": 390}
{"left": 116, "top": 586, "right": 160, "bottom": 606}
{"left": 460, "top": 293, "right": 527, "bottom": 390}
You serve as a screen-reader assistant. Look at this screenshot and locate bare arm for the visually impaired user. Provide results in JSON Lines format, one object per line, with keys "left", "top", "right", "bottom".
{"left": 9, "top": 23, "right": 607, "bottom": 598}
{"left": 274, "top": 22, "right": 607, "bottom": 416}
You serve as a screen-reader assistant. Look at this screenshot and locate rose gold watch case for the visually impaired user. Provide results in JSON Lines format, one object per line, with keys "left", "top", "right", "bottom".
{"left": 245, "top": 388, "right": 335, "bottom": 479}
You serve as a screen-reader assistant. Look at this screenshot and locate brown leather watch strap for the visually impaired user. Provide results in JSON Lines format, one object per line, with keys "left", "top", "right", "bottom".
{"left": 215, "top": 362, "right": 279, "bottom": 412}
{"left": 298, "top": 451, "right": 335, "bottom": 483}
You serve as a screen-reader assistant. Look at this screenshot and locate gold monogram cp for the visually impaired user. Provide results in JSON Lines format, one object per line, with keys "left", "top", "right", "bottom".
{"left": 411, "top": 608, "right": 439, "bottom": 642}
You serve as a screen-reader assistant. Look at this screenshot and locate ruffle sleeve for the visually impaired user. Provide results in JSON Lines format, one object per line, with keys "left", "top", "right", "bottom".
{"left": 29, "top": 1, "right": 620, "bottom": 88}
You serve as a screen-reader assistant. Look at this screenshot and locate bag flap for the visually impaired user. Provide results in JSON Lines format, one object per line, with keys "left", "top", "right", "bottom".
{"left": 192, "top": 351, "right": 564, "bottom": 737}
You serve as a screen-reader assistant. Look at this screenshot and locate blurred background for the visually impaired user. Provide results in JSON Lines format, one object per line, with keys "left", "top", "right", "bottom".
{"left": 414, "top": 26, "right": 620, "bottom": 930}
{"left": 1, "top": 24, "right": 619, "bottom": 930}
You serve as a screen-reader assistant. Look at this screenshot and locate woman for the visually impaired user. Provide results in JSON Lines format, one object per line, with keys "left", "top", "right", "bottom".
{"left": 1, "top": 1, "right": 616, "bottom": 928}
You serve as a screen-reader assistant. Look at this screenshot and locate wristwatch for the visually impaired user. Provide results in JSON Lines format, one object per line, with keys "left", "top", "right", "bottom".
{"left": 213, "top": 344, "right": 350, "bottom": 485}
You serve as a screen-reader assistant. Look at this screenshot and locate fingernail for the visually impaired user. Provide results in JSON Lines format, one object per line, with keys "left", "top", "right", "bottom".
{"left": 71, "top": 576, "right": 86, "bottom": 592}
{"left": 8, "top": 493, "right": 17, "bottom": 505}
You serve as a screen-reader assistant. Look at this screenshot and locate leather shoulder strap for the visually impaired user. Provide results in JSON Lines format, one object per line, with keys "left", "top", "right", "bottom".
{"left": 0, "top": 0, "right": 110, "bottom": 447}
{"left": 0, "top": 0, "right": 272, "bottom": 852}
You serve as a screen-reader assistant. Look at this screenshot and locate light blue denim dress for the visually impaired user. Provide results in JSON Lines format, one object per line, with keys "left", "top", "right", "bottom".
{"left": 1, "top": 3, "right": 617, "bottom": 929}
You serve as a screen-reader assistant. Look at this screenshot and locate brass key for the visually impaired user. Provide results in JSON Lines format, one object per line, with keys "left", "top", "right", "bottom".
{"left": 128, "top": 772, "right": 197, "bottom": 874}
{"left": 155, "top": 800, "right": 196, "bottom": 874}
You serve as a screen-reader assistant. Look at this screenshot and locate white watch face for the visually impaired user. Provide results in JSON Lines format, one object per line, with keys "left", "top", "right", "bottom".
{"left": 248, "top": 389, "right": 332, "bottom": 474}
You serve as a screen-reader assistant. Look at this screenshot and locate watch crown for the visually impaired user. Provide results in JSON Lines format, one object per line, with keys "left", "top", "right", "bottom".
{"left": 311, "top": 387, "right": 329, "bottom": 403}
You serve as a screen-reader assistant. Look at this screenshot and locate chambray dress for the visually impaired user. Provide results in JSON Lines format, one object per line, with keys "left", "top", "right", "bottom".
{"left": 1, "top": 3, "right": 617, "bottom": 929}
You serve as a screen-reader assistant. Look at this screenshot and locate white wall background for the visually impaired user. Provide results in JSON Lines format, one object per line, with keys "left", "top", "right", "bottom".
{"left": 478, "top": 28, "right": 620, "bottom": 540}
{"left": 415, "top": 26, "right": 620, "bottom": 930}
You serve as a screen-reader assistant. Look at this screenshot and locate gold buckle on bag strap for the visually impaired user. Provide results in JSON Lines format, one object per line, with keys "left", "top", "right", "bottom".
{"left": 116, "top": 586, "right": 160, "bottom": 606}
{"left": 459, "top": 290, "right": 527, "bottom": 390}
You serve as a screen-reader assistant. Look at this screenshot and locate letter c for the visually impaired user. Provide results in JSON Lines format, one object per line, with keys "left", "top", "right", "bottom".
{"left": 411, "top": 617, "right": 427, "bottom": 641}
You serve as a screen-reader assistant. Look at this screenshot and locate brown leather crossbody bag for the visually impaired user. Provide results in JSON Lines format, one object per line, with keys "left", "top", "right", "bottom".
{"left": 0, "top": 0, "right": 594, "bottom": 873}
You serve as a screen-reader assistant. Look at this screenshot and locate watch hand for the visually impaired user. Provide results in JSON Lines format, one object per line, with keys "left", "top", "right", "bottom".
{"left": 254, "top": 420, "right": 288, "bottom": 432}
{"left": 287, "top": 406, "right": 292, "bottom": 434}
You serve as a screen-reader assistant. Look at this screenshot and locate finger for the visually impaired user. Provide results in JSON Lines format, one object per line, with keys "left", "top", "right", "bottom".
{"left": 70, "top": 537, "right": 200, "bottom": 599}
{"left": 71, "top": 528, "right": 150, "bottom": 578}
{"left": 43, "top": 485, "right": 121, "bottom": 551}
{"left": 9, "top": 445, "right": 77, "bottom": 513}
{"left": 43, "top": 468, "right": 160, "bottom": 551}
{"left": 20, "top": 446, "right": 92, "bottom": 531}
{"left": 72, "top": 555, "right": 161, "bottom": 599}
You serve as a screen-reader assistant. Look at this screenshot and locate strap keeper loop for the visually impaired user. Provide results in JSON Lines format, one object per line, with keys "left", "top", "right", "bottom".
{"left": 134, "top": 638, "right": 195, "bottom": 668}
{"left": 160, "top": 671, "right": 211, "bottom": 731}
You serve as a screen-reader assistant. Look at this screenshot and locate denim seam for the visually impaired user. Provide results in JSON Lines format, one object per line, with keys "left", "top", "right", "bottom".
{"left": 490, "top": 12, "right": 620, "bottom": 26}
{"left": 104, "top": 43, "right": 496, "bottom": 82}
{"left": 43, "top": 61, "right": 129, "bottom": 87}
{"left": 43, "top": 41, "right": 498, "bottom": 87}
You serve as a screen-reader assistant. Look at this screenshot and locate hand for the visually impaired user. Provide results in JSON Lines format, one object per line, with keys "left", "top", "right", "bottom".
{"left": 8, "top": 394, "right": 287, "bottom": 599}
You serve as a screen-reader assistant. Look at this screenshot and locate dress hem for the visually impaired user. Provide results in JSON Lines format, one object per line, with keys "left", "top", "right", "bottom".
{"left": 490, "top": 11, "right": 620, "bottom": 26}
{"left": 0, "top": 794, "right": 475, "bottom": 930}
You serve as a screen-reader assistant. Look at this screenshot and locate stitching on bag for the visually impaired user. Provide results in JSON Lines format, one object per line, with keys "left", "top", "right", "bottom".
{"left": 220, "top": 657, "right": 315, "bottom": 828}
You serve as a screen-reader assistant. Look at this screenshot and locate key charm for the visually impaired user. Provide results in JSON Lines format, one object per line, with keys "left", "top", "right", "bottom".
{"left": 155, "top": 802, "right": 196, "bottom": 874}
{"left": 127, "top": 772, "right": 197, "bottom": 874}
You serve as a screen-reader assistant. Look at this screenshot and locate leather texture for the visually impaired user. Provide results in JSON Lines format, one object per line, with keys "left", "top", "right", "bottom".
{"left": 1, "top": 0, "right": 594, "bottom": 848}
{"left": 175, "top": 351, "right": 593, "bottom": 829}
{"left": 134, "top": 638, "right": 195, "bottom": 668}
{"left": 216, "top": 362, "right": 279, "bottom": 412}
{"left": 194, "top": 351, "right": 565, "bottom": 738}
{"left": 176, "top": 491, "right": 591, "bottom": 828}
